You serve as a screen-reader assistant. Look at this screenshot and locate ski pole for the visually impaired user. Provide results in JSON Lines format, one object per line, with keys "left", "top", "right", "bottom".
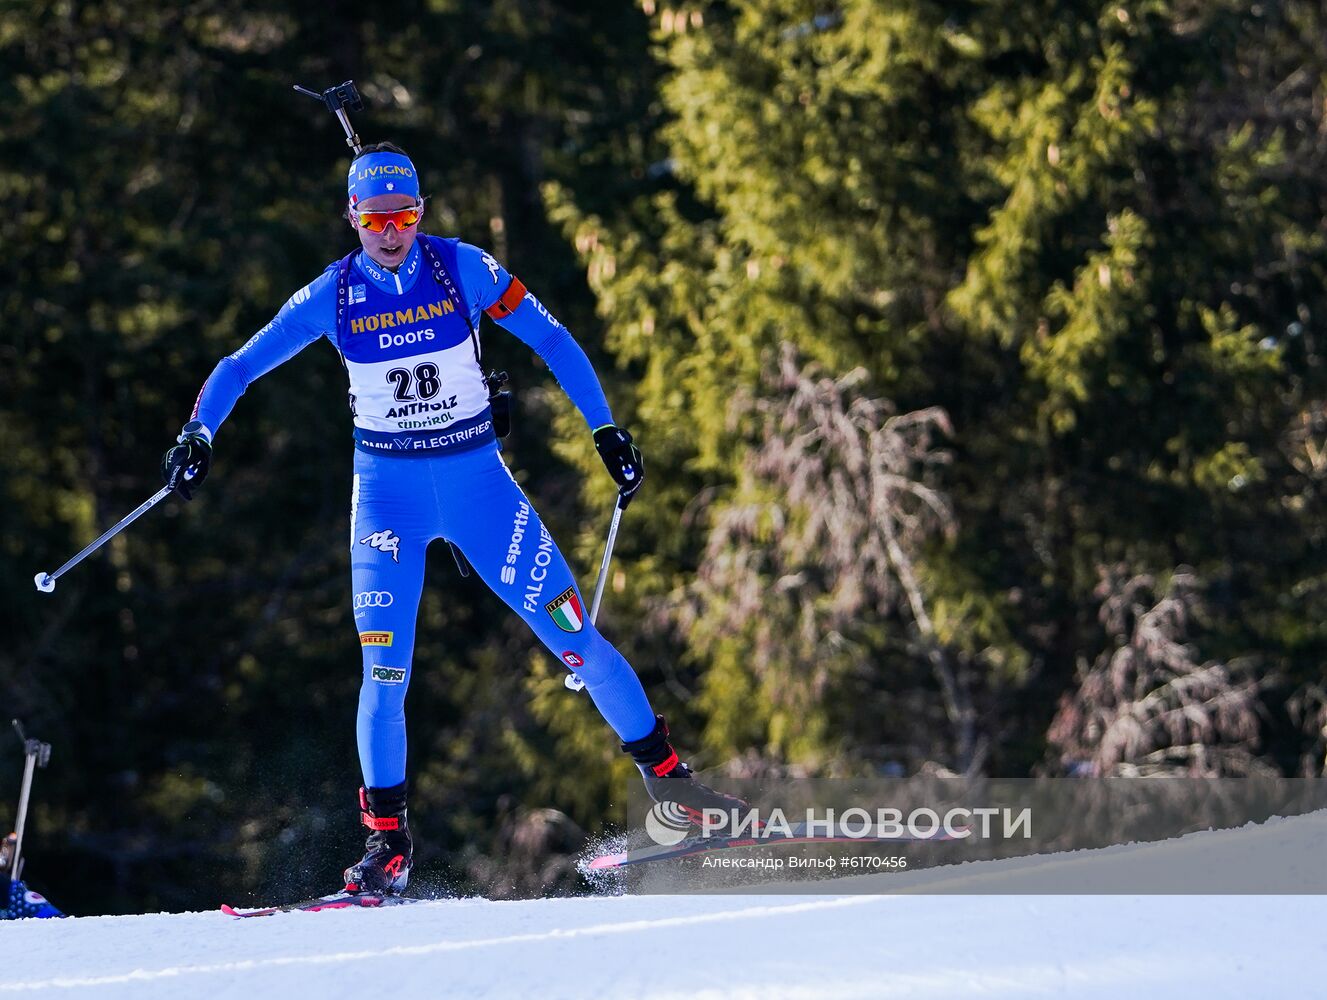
{"left": 565, "top": 489, "right": 634, "bottom": 692}
{"left": 293, "top": 81, "right": 365, "bottom": 154}
{"left": 33, "top": 485, "right": 174, "bottom": 594}
{"left": 9, "top": 721, "right": 52, "bottom": 882}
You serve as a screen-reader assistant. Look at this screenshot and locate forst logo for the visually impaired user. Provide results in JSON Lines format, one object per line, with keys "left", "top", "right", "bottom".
{"left": 371, "top": 666, "right": 407, "bottom": 684}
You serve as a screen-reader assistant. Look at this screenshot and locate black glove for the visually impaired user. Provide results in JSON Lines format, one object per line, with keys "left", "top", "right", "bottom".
{"left": 161, "top": 420, "right": 213, "bottom": 501}
{"left": 594, "top": 424, "right": 644, "bottom": 495}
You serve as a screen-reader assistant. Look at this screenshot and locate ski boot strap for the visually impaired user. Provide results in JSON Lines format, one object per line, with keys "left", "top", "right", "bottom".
{"left": 361, "top": 812, "right": 400, "bottom": 832}
{"left": 620, "top": 714, "right": 682, "bottom": 777}
{"left": 358, "top": 783, "right": 408, "bottom": 831}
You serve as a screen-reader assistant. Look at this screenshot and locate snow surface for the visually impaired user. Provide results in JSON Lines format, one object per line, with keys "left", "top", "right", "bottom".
{"left": 3, "top": 815, "right": 1326, "bottom": 1000}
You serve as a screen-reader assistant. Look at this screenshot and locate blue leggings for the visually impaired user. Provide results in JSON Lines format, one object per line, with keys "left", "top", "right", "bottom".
{"left": 349, "top": 441, "right": 656, "bottom": 787}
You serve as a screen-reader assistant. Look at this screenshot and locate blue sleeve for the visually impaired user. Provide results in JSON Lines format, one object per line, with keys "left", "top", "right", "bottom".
{"left": 191, "top": 267, "right": 338, "bottom": 437}
{"left": 454, "top": 242, "right": 615, "bottom": 431}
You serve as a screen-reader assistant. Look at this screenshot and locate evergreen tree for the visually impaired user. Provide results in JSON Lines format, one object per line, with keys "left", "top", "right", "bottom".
{"left": 554, "top": 0, "right": 1327, "bottom": 777}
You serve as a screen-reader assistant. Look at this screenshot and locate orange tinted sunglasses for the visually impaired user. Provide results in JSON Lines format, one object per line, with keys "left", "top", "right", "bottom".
{"left": 354, "top": 204, "right": 422, "bottom": 233}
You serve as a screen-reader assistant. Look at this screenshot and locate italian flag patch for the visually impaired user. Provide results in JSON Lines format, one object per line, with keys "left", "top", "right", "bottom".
{"left": 545, "top": 587, "right": 585, "bottom": 633}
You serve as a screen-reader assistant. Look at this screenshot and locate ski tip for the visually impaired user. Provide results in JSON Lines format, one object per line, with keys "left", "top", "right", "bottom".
{"left": 586, "top": 853, "right": 627, "bottom": 871}
{"left": 221, "top": 903, "right": 276, "bottom": 918}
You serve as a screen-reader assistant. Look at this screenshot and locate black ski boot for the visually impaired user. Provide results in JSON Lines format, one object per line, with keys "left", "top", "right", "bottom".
{"left": 621, "top": 715, "right": 750, "bottom": 835}
{"left": 342, "top": 782, "right": 412, "bottom": 894}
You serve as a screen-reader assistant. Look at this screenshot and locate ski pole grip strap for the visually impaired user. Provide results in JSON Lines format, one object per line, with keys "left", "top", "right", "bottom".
{"left": 484, "top": 276, "right": 528, "bottom": 320}
{"left": 361, "top": 812, "right": 400, "bottom": 832}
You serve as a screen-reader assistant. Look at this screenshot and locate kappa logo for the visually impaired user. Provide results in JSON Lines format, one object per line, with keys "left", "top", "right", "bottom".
{"left": 359, "top": 631, "right": 393, "bottom": 647}
{"left": 545, "top": 587, "right": 585, "bottom": 633}
{"left": 359, "top": 529, "right": 402, "bottom": 563}
{"left": 371, "top": 666, "right": 407, "bottom": 684}
{"left": 480, "top": 251, "right": 502, "bottom": 284}
{"left": 561, "top": 651, "right": 585, "bottom": 668}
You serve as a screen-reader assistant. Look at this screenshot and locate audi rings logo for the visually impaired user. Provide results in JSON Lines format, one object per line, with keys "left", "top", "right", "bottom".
{"left": 354, "top": 591, "right": 394, "bottom": 610}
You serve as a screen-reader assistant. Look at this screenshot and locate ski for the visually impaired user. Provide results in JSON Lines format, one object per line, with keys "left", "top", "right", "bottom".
{"left": 586, "top": 821, "right": 963, "bottom": 871}
{"left": 221, "top": 890, "right": 423, "bottom": 918}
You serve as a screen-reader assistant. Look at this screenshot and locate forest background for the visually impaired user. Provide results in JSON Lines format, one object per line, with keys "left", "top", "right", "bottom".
{"left": 3, "top": 0, "right": 1326, "bottom": 915}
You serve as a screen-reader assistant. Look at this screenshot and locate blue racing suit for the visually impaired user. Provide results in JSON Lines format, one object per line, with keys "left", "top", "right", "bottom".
{"left": 190, "top": 237, "right": 656, "bottom": 786}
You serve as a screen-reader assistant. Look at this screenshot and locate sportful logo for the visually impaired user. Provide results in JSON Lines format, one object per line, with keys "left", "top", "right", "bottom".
{"left": 500, "top": 501, "right": 530, "bottom": 586}
{"left": 359, "top": 529, "right": 402, "bottom": 563}
{"left": 359, "top": 631, "right": 393, "bottom": 647}
{"left": 354, "top": 591, "right": 394, "bottom": 609}
{"left": 545, "top": 588, "right": 585, "bottom": 633}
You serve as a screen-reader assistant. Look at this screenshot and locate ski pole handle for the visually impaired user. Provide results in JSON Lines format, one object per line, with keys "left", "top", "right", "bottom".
{"left": 10, "top": 752, "right": 36, "bottom": 881}
{"left": 565, "top": 489, "right": 633, "bottom": 692}
{"left": 9, "top": 721, "right": 51, "bottom": 882}
{"left": 34, "top": 485, "right": 174, "bottom": 594}
{"left": 12, "top": 721, "right": 51, "bottom": 769}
